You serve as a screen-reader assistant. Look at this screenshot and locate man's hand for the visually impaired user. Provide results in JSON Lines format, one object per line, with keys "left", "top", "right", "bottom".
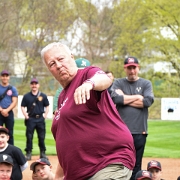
{"left": 115, "top": 89, "right": 124, "bottom": 95}
{"left": 43, "top": 113, "right": 47, "bottom": 119}
{"left": 25, "top": 115, "right": 29, "bottom": 120}
{"left": 74, "top": 82, "right": 93, "bottom": 105}
{"left": 135, "top": 94, "right": 144, "bottom": 101}
{"left": 1, "top": 109, "right": 9, "bottom": 117}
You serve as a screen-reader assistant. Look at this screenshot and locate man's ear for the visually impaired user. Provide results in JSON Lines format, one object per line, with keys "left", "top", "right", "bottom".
{"left": 71, "top": 54, "right": 74, "bottom": 59}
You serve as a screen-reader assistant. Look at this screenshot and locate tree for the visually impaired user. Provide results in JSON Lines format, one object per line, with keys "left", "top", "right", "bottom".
{"left": 143, "top": 0, "right": 180, "bottom": 97}
{"left": 1, "top": 0, "right": 180, "bottom": 97}
{"left": 111, "top": 0, "right": 180, "bottom": 97}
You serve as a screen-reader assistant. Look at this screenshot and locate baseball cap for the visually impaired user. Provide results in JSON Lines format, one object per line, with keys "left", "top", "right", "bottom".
{"left": 0, "top": 154, "right": 13, "bottom": 166}
{"left": 147, "top": 160, "right": 162, "bottom": 171}
{"left": 124, "top": 57, "right": 139, "bottom": 67}
{"left": 75, "top": 58, "right": 91, "bottom": 68}
{"left": 30, "top": 158, "right": 51, "bottom": 172}
{"left": 135, "top": 170, "right": 152, "bottom": 180}
{"left": 30, "top": 78, "right": 39, "bottom": 84}
{"left": 0, "top": 126, "right": 9, "bottom": 134}
{"left": 0, "top": 70, "right": 10, "bottom": 76}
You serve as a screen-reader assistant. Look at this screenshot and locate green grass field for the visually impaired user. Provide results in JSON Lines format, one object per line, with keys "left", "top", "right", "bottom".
{"left": 13, "top": 119, "right": 180, "bottom": 158}
{"left": 14, "top": 119, "right": 56, "bottom": 156}
{"left": 144, "top": 120, "right": 180, "bottom": 158}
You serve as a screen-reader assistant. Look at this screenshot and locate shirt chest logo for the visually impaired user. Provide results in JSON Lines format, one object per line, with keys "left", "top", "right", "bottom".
{"left": 7, "top": 90, "right": 12, "bottom": 96}
{"left": 38, "top": 96, "right": 43, "bottom": 101}
{"left": 55, "top": 97, "right": 68, "bottom": 121}
{"left": 136, "top": 87, "right": 142, "bottom": 92}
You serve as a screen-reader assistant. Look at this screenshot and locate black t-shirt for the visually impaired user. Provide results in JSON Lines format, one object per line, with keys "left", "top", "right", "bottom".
{"left": 0, "top": 144, "right": 27, "bottom": 180}
{"left": 21, "top": 91, "right": 49, "bottom": 116}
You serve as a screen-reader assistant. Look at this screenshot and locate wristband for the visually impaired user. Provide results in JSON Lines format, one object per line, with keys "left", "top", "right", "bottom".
{"left": 83, "top": 79, "right": 95, "bottom": 89}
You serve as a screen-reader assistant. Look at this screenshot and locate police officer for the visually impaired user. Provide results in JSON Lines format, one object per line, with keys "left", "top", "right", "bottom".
{"left": 0, "top": 70, "right": 18, "bottom": 145}
{"left": 21, "top": 78, "right": 49, "bottom": 161}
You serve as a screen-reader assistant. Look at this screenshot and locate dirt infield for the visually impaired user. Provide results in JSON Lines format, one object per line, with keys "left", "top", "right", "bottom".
{"left": 23, "top": 156, "right": 180, "bottom": 180}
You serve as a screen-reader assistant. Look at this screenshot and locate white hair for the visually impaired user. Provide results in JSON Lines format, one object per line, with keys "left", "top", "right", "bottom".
{"left": 41, "top": 42, "right": 72, "bottom": 63}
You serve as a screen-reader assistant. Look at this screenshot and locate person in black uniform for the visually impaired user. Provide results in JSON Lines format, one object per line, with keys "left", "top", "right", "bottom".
{"left": 21, "top": 78, "right": 49, "bottom": 161}
{"left": 0, "top": 126, "right": 28, "bottom": 180}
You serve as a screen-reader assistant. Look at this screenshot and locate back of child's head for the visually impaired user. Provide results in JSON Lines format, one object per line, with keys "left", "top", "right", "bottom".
{"left": 135, "top": 170, "right": 152, "bottom": 180}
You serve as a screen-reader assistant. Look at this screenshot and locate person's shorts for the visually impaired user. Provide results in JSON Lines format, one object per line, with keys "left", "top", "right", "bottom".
{"left": 88, "top": 163, "right": 132, "bottom": 180}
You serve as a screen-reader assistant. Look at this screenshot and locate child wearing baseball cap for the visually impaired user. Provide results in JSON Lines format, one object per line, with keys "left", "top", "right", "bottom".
{"left": 0, "top": 126, "right": 28, "bottom": 180}
{"left": 147, "top": 160, "right": 165, "bottom": 180}
{"left": 0, "top": 154, "right": 13, "bottom": 180}
{"left": 135, "top": 170, "right": 152, "bottom": 180}
{"left": 30, "top": 158, "right": 55, "bottom": 180}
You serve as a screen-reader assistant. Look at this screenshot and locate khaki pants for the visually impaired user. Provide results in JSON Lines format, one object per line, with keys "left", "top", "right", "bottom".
{"left": 88, "top": 163, "right": 132, "bottom": 180}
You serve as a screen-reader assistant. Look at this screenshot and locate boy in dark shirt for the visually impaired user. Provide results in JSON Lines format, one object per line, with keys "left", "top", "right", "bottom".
{"left": 0, "top": 126, "right": 28, "bottom": 180}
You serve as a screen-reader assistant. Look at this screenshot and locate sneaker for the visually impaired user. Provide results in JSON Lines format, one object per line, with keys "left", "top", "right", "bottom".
{"left": 25, "top": 152, "right": 31, "bottom": 161}
{"left": 40, "top": 151, "right": 48, "bottom": 160}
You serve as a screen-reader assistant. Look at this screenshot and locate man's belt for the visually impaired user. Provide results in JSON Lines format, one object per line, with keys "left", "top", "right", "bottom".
{"left": 30, "top": 114, "right": 42, "bottom": 119}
